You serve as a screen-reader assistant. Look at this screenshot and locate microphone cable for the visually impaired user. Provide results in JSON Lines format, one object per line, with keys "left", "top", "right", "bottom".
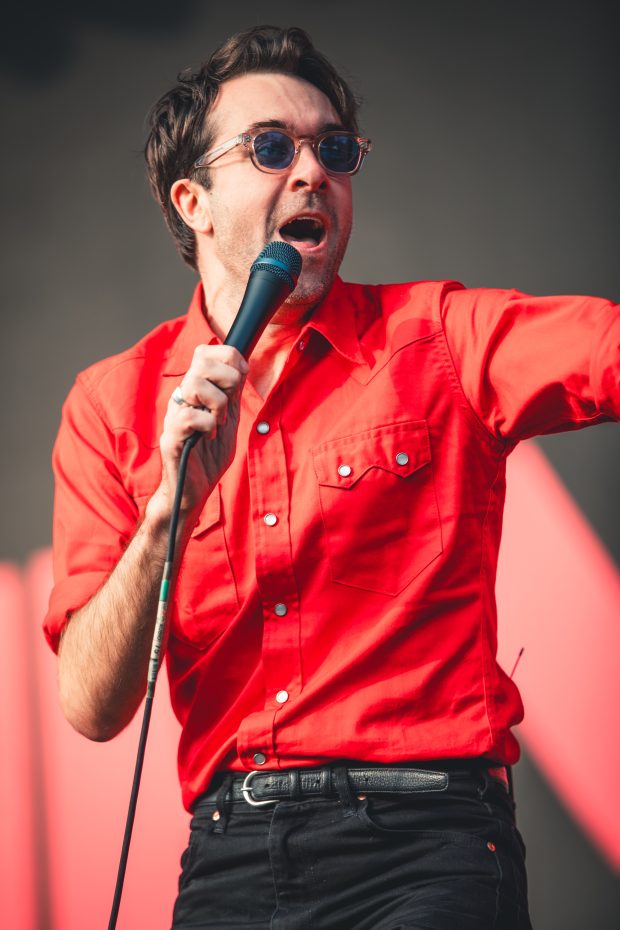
{"left": 107, "top": 242, "right": 301, "bottom": 930}
{"left": 107, "top": 434, "right": 190, "bottom": 930}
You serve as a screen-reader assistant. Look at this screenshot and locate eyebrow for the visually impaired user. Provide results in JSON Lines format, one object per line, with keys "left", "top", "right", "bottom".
{"left": 246, "top": 119, "right": 347, "bottom": 134}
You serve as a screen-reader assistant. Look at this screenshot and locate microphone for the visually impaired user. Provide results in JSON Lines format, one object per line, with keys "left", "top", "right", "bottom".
{"left": 224, "top": 241, "right": 302, "bottom": 358}
{"left": 186, "top": 241, "right": 301, "bottom": 449}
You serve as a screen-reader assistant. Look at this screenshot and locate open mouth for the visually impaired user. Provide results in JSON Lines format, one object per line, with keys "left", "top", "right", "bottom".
{"left": 279, "top": 216, "right": 326, "bottom": 247}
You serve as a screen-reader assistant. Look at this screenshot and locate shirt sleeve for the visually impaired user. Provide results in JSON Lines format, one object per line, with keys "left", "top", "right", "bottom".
{"left": 43, "top": 376, "right": 140, "bottom": 653}
{"left": 439, "top": 285, "right": 620, "bottom": 441}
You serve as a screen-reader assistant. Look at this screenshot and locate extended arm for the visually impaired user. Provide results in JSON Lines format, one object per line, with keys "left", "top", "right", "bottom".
{"left": 440, "top": 286, "right": 620, "bottom": 440}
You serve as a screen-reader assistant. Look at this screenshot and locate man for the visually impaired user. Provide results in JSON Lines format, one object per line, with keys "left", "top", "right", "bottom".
{"left": 44, "top": 25, "right": 618, "bottom": 930}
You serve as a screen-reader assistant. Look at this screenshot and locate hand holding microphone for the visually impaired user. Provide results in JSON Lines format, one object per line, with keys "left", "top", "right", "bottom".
{"left": 150, "top": 242, "right": 302, "bottom": 526}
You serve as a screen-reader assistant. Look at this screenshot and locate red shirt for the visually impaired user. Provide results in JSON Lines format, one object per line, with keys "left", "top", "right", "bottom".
{"left": 44, "top": 277, "right": 619, "bottom": 811}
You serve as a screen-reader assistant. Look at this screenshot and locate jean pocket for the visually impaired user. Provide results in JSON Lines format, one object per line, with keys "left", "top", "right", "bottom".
{"left": 312, "top": 419, "right": 443, "bottom": 595}
{"left": 355, "top": 795, "right": 497, "bottom": 852}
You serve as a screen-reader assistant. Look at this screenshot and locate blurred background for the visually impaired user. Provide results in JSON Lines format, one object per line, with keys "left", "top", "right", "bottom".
{"left": 1, "top": 1, "right": 618, "bottom": 927}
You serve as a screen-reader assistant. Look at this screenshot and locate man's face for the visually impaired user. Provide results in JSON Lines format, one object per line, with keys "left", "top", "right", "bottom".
{"left": 197, "top": 72, "right": 354, "bottom": 313}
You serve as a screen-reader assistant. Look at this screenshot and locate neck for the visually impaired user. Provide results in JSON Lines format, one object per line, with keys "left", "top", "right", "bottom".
{"left": 246, "top": 319, "right": 306, "bottom": 399}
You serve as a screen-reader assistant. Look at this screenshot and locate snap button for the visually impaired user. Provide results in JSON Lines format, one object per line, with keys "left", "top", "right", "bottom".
{"left": 275, "top": 690, "right": 289, "bottom": 704}
{"left": 274, "top": 603, "right": 288, "bottom": 617}
{"left": 263, "top": 512, "right": 278, "bottom": 526}
{"left": 256, "top": 421, "right": 270, "bottom": 435}
{"left": 253, "top": 752, "right": 267, "bottom": 765}
{"left": 337, "top": 464, "right": 352, "bottom": 477}
{"left": 395, "top": 452, "right": 409, "bottom": 466}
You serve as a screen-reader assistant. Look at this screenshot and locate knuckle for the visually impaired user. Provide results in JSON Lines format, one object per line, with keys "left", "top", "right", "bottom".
{"left": 192, "top": 343, "right": 211, "bottom": 362}
{"left": 216, "top": 345, "right": 248, "bottom": 370}
{"left": 229, "top": 368, "right": 244, "bottom": 388}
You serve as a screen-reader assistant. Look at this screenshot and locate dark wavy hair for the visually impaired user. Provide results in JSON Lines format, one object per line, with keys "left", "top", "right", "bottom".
{"left": 144, "top": 25, "right": 360, "bottom": 269}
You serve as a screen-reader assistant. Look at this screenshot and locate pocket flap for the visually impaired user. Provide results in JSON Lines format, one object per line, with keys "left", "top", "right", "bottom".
{"left": 190, "top": 486, "right": 221, "bottom": 537}
{"left": 313, "top": 420, "right": 431, "bottom": 489}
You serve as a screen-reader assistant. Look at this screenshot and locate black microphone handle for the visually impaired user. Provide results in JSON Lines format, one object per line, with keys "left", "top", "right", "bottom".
{"left": 224, "top": 268, "right": 292, "bottom": 358}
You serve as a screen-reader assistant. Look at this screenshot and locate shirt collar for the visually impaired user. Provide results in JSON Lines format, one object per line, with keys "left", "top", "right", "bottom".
{"left": 162, "top": 275, "right": 367, "bottom": 376}
{"left": 162, "top": 283, "right": 218, "bottom": 376}
{"left": 304, "top": 276, "right": 366, "bottom": 365}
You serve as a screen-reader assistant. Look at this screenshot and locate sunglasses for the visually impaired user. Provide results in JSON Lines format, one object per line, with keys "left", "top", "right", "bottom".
{"left": 194, "top": 127, "right": 372, "bottom": 176}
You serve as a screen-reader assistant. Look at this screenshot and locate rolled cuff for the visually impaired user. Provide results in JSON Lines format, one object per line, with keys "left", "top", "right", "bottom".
{"left": 43, "top": 570, "right": 109, "bottom": 653}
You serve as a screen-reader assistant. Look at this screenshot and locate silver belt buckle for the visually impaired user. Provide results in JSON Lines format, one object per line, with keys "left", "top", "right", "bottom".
{"left": 241, "top": 770, "right": 278, "bottom": 807}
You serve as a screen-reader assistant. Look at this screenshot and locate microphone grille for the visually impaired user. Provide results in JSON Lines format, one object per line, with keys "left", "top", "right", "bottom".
{"left": 251, "top": 241, "right": 302, "bottom": 285}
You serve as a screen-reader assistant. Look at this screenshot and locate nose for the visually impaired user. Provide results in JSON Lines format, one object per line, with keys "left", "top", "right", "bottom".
{"left": 285, "top": 138, "right": 329, "bottom": 192}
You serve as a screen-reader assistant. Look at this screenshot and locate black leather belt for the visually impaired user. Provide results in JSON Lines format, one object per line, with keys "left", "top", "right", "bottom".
{"left": 205, "top": 764, "right": 509, "bottom": 808}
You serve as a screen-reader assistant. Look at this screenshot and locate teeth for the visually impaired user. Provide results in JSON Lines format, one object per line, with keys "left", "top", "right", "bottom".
{"left": 286, "top": 216, "right": 322, "bottom": 228}
{"left": 279, "top": 215, "right": 325, "bottom": 246}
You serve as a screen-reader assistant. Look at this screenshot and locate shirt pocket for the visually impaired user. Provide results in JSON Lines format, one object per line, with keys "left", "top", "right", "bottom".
{"left": 170, "top": 487, "right": 239, "bottom": 650}
{"left": 312, "top": 420, "right": 442, "bottom": 595}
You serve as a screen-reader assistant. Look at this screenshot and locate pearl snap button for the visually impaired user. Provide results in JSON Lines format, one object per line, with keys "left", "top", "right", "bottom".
{"left": 276, "top": 690, "right": 289, "bottom": 704}
{"left": 274, "top": 603, "right": 288, "bottom": 617}
{"left": 395, "top": 452, "right": 409, "bottom": 466}
{"left": 253, "top": 752, "right": 267, "bottom": 765}
{"left": 256, "top": 421, "right": 270, "bottom": 434}
{"left": 263, "top": 512, "right": 278, "bottom": 526}
{"left": 337, "top": 464, "right": 352, "bottom": 477}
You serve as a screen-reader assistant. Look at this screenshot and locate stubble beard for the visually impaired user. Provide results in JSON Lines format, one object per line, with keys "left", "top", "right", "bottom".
{"left": 214, "top": 229, "right": 351, "bottom": 323}
{"left": 280, "top": 216, "right": 352, "bottom": 314}
{"left": 286, "top": 240, "right": 349, "bottom": 310}
{"left": 208, "top": 193, "right": 352, "bottom": 320}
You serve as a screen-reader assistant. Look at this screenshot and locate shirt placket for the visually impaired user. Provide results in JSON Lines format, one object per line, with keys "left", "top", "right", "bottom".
{"left": 236, "top": 346, "right": 306, "bottom": 770}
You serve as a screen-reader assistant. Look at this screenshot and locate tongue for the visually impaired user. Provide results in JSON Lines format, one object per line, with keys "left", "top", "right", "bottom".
{"left": 282, "top": 231, "right": 318, "bottom": 245}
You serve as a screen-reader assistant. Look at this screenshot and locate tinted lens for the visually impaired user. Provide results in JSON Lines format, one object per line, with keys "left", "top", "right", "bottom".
{"left": 318, "top": 134, "right": 361, "bottom": 173}
{"left": 253, "top": 131, "right": 296, "bottom": 169}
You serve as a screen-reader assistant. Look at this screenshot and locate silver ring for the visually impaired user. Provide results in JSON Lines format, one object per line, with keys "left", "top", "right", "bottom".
{"left": 172, "top": 385, "right": 206, "bottom": 411}
{"left": 172, "top": 386, "right": 188, "bottom": 407}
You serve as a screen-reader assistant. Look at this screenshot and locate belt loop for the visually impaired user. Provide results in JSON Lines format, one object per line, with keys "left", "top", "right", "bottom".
{"left": 477, "top": 769, "right": 491, "bottom": 800}
{"left": 212, "top": 774, "right": 233, "bottom": 834}
{"left": 333, "top": 766, "right": 356, "bottom": 816}
{"left": 507, "top": 765, "right": 515, "bottom": 804}
{"left": 288, "top": 769, "right": 301, "bottom": 801}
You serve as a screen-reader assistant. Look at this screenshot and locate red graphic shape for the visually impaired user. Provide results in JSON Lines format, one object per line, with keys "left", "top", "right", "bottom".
{"left": 497, "top": 442, "right": 620, "bottom": 870}
{"left": 27, "top": 549, "right": 187, "bottom": 930}
{"left": 0, "top": 564, "right": 36, "bottom": 930}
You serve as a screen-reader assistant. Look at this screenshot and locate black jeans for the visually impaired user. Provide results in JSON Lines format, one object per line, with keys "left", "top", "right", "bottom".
{"left": 171, "top": 768, "right": 532, "bottom": 929}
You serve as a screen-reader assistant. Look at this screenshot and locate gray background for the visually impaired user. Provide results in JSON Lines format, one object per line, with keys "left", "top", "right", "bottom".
{"left": 1, "top": 0, "right": 618, "bottom": 925}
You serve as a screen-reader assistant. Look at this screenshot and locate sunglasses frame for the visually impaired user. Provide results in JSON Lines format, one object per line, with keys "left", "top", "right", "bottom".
{"left": 194, "top": 127, "right": 372, "bottom": 176}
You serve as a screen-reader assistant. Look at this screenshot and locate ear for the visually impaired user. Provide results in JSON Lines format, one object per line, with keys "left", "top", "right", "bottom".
{"left": 170, "top": 178, "right": 213, "bottom": 234}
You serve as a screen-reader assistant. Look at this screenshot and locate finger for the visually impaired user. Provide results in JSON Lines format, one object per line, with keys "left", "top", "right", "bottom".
{"left": 171, "top": 372, "right": 240, "bottom": 426}
{"left": 182, "top": 362, "right": 245, "bottom": 404}
{"left": 190, "top": 344, "right": 249, "bottom": 376}
{"left": 161, "top": 404, "right": 220, "bottom": 451}
{"left": 182, "top": 380, "right": 232, "bottom": 426}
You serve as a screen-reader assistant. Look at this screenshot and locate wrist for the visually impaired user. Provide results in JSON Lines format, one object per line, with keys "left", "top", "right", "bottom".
{"left": 143, "top": 485, "right": 202, "bottom": 543}
{"left": 143, "top": 487, "right": 173, "bottom": 534}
